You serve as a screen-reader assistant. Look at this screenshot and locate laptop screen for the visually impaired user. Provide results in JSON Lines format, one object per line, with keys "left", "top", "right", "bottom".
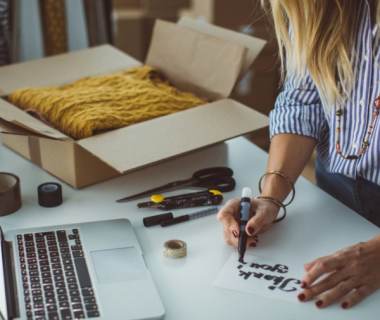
{"left": 0, "top": 227, "right": 8, "bottom": 320}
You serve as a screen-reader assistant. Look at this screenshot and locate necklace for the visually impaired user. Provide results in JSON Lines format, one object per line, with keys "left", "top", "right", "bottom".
{"left": 335, "top": 92, "right": 380, "bottom": 160}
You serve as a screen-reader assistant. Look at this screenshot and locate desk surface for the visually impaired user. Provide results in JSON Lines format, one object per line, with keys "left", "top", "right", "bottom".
{"left": 1, "top": 136, "right": 379, "bottom": 320}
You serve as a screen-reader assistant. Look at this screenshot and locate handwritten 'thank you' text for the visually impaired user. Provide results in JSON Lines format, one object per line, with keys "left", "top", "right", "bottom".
{"left": 237, "top": 262, "right": 301, "bottom": 292}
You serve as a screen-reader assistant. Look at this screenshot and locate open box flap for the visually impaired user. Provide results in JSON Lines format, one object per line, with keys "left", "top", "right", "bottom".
{"left": 145, "top": 20, "right": 248, "bottom": 101}
{"left": 77, "top": 99, "right": 269, "bottom": 173}
{"left": 0, "top": 98, "right": 71, "bottom": 140}
{"left": 178, "top": 17, "right": 267, "bottom": 80}
{"left": 0, "top": 45, "right": 142, "bottom": 96}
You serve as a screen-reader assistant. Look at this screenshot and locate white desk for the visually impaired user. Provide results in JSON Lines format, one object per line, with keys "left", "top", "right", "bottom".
{"left": 1, "top": 136, "right": 379, "bottom": 320}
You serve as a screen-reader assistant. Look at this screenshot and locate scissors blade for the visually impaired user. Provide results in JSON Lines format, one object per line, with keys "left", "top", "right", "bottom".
{"left": 116, "top": 177, "right": 197, "bottom": 203}
{"left": 116, "top": 182, "right": 176, "bottom": 203}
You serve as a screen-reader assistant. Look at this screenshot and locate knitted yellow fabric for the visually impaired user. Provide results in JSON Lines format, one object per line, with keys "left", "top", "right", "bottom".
{"left": 8, "top": 66, "right": 206, "bottom": 140}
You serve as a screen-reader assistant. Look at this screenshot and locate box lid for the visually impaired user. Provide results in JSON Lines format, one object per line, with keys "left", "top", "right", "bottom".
{"left": 0, "top": 98, "right": 70, "bottom": 140}
{"left": 146, "top": 20, "right": 248, "bottom": 101}
{"left": 178, "top": 17, "right": 267, "bottom": 80}
{"left": 77, "top": 99, "right": 269, "bottom": 173}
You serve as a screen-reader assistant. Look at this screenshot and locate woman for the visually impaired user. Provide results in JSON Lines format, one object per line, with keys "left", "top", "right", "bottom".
{"left": 218, "top": 0, "right": 380, "bottom": 309}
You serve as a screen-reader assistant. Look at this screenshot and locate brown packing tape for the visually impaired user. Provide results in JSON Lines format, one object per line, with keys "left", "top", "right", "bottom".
{"left": 0, "top": 172, "right": 22, "bottom": 216}
{"left": 28, "top": 136, "right": 42, "bottom": 167}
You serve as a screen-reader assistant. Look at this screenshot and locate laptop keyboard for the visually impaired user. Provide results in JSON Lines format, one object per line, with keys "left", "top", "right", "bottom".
{"left": 17, "top": 229, "right": 100, "bottom": 320}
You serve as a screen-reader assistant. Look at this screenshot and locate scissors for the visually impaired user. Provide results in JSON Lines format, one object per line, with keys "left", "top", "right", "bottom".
{"left": 116, "top": 167, "right": 235, "bottom": 203}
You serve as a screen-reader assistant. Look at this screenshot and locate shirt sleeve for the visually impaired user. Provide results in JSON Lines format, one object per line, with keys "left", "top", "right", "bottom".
{"left": 269, "top": 69, "right": 325, "bottom": 141}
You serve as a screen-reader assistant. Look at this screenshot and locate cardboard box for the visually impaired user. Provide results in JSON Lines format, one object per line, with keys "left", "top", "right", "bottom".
{"left": 0, "top": 18, "right": 268, "bottom": 189}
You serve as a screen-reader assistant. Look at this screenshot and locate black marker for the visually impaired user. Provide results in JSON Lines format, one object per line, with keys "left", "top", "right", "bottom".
{"left": 238, "top": 187, "right": 252, "bottom": 263}
{"left": 161, "top": 206, "right": 221, "bottom": 227}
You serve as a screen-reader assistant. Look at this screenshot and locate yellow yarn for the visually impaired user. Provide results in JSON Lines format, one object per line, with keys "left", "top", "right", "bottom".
{"left": 8, "top": 66, "right": 206, "bottom": 140}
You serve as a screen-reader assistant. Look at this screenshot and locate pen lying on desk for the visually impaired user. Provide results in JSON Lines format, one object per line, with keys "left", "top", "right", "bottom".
{"left": 160, "top": 206, "right": 221, "bottom": 227}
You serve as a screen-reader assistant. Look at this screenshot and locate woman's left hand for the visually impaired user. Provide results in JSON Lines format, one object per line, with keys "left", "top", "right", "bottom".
{"left": 298, "top": 235, "right": 380, "bottom": 309}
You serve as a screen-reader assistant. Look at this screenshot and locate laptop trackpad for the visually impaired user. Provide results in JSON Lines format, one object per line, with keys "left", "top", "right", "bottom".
{"left": 91, "top": 247, "right": 148, "bottom": 285}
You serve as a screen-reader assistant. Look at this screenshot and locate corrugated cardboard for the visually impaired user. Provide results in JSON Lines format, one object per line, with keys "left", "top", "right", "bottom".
{"left": 177, "top": 17, "right": 266, "bottom": 80}
{"left": 0, "top": 19, "right": 268, "bottom": 188}
{"left": 146, "top": 20, "right": 247, "bottom": 100}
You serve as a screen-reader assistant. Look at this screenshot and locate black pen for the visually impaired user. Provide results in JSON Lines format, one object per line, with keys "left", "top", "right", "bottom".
{"left": 160, "top": 206, "right": 221, "bottom": 227}
{"left": 238, "top": 187, "right": 252, "bottom": 263}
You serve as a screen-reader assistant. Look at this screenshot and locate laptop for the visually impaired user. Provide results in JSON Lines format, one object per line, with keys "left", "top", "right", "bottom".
{"left": 0, "top": 219, "right": 165, "bottom": 320}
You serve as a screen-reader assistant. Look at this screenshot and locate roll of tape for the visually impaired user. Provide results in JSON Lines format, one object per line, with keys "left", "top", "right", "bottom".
{"left": 163, "top": 240, "right": 187, "bottom": 259}
{"left": 0, "top": 172, "right": 22, "bottom": 216}
{"left": 38, "top": 183, "right": 63, "bottom": 207}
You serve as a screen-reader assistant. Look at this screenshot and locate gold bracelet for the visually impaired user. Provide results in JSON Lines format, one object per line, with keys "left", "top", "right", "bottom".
{"left": 258, "top": 171, "right": 295, "bottom": 207}
{"left": 254, "top": 196, "right": 286, "bottom": 223}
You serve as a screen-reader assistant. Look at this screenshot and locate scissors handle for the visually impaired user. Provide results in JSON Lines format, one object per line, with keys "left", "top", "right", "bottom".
{"left": 192, "top": 167, "right": 235, "bottom": 192}
{"left": 202, "top": 176, "right": 236, "bottom": 192}
{"left": 116, "top": 167, "right": 235, "bottom": 203}
{"left": 193, "top": 167, "right": 233, "bottom": 179}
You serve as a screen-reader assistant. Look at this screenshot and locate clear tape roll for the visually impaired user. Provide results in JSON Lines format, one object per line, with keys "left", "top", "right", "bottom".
{"left": 163, "top": 240, "right": 187, "bottom": 259}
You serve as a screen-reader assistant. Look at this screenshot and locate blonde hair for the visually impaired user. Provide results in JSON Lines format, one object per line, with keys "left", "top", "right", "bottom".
{"left": 261, "top": 0, "right": 380, "bottom": 108}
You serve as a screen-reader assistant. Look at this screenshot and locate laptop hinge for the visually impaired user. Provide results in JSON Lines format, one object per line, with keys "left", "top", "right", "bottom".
{"left": 1, "top": 232, "right": 19, "bottom": 320}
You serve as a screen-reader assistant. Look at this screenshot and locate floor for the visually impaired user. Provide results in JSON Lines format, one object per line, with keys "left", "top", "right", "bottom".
{"left": 245, "top": 127, "right": 317, "bottom": 185}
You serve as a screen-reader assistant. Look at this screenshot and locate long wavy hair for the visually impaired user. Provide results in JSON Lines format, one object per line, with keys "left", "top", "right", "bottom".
{"left": 261, "top": 0, "right": 380, "bottom": 108}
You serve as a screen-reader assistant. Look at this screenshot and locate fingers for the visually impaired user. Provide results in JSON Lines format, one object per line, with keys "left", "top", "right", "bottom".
{"left": 298, "top": 269, "right": 349, "bottom": 302}
{"left": 301, "top": 255, "right": 345, "bottom": 288}
{"left": 217, "top": 200, "right": 259, "bottom": 248}
{"left": 299, "top": 273, "right": 376, "bottom": 309}
{"left": 247, "top": 235, "right": 259, "bottom": 248}
{"left": 217, "top": 199, "right": 241, "bottom": 221}
{"left": 311, "top": 277, "right": 359, "bottom": 309}
{"left": 298, "top": 240, "right": 380, "bottom": 309}
{"left": 217, "top": 201, "right": 241, "bottom": 247}
{"left": 341, "top": 285, "right": 376, "bottom": 309}
{"left": 303, "top": 260, "right": 316, "bottom": 272}
{"left": 245, "top": 200, "right": 279, "bottom": 236}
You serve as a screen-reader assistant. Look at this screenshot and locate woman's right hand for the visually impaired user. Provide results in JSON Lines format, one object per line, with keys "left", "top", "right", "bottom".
{"left": 217, "top": 198, "right": 280, "bottom": 247}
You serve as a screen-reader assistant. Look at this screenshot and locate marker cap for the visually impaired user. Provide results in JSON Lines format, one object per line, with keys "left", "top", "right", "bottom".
{"left": 143, "top": 212, "right": 174, "bottom": 227}
{"left": 242, "top": 187, "right": 252, "bottom": 198}
{"left": 160, "top": 215, "right": 190, "bottom": 227}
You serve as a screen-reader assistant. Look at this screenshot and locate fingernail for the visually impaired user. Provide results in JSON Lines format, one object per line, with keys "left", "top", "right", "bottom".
{"left": 232, "top": 230, "right": 238, "bottom": 238}
{"left": 248, "top": 227, "right": 255, "bottom": 235}
{"left": 300, "top": 281, "right": 307, "bottom": 289}
{"left": 316, "top": 300, "right": 323, "bottom": 307}
{"left": 249, "top": 243, "right": 257, "bottom": 247}
{"left": 341, "top": 302, "right": 348, "bottom": 309}
{"left": 298, "top": 293, "right": 306, "bottom": 301}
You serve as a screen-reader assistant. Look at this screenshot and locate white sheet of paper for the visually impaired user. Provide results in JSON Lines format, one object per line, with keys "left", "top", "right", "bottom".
{"left": 212, "top": 253, "right": 305, "bottom": 302}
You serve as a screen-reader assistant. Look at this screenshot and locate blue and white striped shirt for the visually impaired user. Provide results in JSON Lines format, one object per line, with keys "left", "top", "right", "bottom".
{"left": 269, "top": 0, "right": 380, "bottom": 185}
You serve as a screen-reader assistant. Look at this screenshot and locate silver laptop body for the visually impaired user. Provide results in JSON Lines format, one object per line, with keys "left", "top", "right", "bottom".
{"left": 0, "top": 219, "right": 165, "bottom": 320}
